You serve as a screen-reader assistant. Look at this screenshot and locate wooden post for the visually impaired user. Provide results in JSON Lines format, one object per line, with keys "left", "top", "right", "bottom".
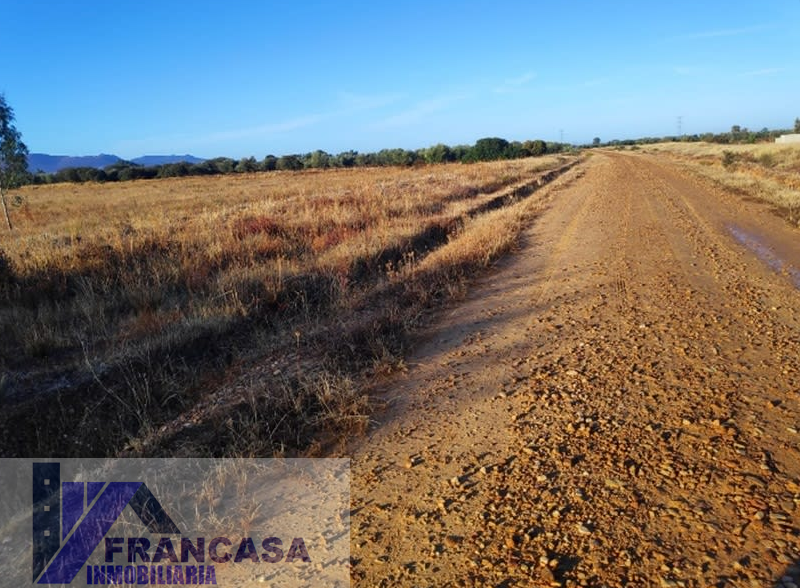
{"left": 0, "top": 189, "right": 11, "bottom": 231}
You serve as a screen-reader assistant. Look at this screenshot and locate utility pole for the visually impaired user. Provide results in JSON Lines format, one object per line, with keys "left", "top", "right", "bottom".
{"left": 559, "top": 129, "right": 564, "bottom": 144}
{"left": 677, "top": 116, "right": 683, "bottom": 139}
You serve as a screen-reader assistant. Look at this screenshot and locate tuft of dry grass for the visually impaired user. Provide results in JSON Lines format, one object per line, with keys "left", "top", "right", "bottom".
{"left": 0, "top": 156, "right": 577, "bottom": 457}
{"left": 644, "top": 142, "right": 800, "bottom": 226}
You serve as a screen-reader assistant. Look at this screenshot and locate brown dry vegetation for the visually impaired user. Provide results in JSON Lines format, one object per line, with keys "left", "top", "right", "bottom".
{"left": 642, "top": 142, "right": 800, "bottom": 226}
{"left": 0, "top": 155, "right": 577, "bottom": 457}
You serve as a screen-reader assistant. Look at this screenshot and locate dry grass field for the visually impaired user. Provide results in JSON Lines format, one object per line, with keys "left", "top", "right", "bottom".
{"left": 642, "top": 142, "right": 800, "bottom": 225}
{"left": 0, "top": 155, "right": 577, "bottom": 457}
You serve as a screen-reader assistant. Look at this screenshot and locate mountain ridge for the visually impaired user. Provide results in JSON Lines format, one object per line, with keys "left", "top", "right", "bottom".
{"left": 27, "top": 153, "right": 205, "bottom": 173}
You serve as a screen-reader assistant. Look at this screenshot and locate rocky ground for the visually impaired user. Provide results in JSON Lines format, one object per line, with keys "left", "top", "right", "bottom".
{"left": 348, "top": 152, "right": 800, "bottom": 587}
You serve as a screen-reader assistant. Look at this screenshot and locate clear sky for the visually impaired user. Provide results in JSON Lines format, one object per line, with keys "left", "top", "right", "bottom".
{"left": 1, "top": 1, "right": 798, "bottom": 159}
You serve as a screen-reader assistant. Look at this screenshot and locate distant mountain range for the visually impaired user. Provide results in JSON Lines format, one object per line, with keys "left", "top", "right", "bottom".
{"left": 129, "top": 154, "right": 206, "bottom": 167}
{"left": 27, "top": 153, "right": 205, "bottom": 173}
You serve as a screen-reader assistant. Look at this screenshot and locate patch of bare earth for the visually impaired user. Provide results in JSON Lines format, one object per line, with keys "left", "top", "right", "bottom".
{"left": 349, "top": 152, "right": 800, "bottom": 588}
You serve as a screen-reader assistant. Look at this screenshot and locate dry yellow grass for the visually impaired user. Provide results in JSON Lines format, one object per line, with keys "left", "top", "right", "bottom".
{"left": 0, "top": 155, "right": 577, "bottom": 457}
{"left": 644, "top": 142, "right": 800, "bottom": 224}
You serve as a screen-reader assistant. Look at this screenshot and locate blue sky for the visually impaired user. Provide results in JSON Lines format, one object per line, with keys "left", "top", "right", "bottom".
{"left": 1, "top": 1, "right": 798, "bottom": 159}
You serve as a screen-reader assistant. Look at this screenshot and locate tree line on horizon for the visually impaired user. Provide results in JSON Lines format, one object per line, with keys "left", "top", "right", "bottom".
{"left": 34, "top": 121, "right": 800, "bottom": 186}
{"left": 590, "top": 121, "right": 800, "bottom": 149}
{"left": 28, "top": 138, "right": 562, "bottom": 185}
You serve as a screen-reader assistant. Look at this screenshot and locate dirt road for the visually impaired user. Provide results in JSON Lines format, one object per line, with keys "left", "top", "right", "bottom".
{"left": 349, "top": 152, "right": 800, "bottom": 588}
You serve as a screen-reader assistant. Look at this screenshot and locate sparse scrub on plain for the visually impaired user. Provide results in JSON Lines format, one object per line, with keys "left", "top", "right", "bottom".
{"left": 645, "top": 142, "right": 800, "bottom": 226}
{"left": 0, "top": 155, "right": 577, "bottom": 457}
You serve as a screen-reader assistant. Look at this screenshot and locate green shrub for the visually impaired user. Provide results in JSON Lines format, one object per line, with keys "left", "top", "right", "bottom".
{"left": 758, "top": 153, "right": 776, "bottom": 168}
{"left": 721, "top": 150, "right": 737, "bottom": 169}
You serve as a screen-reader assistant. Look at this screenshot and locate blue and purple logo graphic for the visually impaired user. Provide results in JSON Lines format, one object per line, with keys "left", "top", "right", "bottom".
{"left": 33, "top": 462, "right": 181, "bottom": 584}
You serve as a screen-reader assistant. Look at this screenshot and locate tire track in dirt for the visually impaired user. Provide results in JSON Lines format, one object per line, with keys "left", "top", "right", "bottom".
{"left": 349, "top": 152, "right": 800, "bottom": 588}
{"left": 347, "top": 162, "right": 594, "bottom": 586}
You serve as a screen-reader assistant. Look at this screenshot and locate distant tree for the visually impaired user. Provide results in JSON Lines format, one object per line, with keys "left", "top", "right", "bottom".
{"left": 235, "top": 156, "right": 258, "bottom": 173}
{"left": 506, "top": 141, "right": 524, "bottom": 159}
{"left": 335, "top": 150, "right": 358, "bottom": 168}
{"left": 157, "top": 162, "right": 191, "bottom": 178}
{"left": 469, "top": 137, "right": 510, "bottom": 161}
{"left": 592, "top": 137, "right": 601, "bottom": 147}
{"left": 206, "top": 157, "right": 236, "bottom": 174}
{"left": 54, "top": 167, "right": 81, "bottom": 183}
{"left": 135, "top": 166, "right": 159, "bottom": 180}
{"left": 104, "top": 160, "right": 137, "bottom": 181}
{"left": 276, "top": 155, "right": 303, "bottom": 171}
{"left": 0, "top": 93, "right": 29, "bottom": 230}
{"left": 717, "top": 133, "right": 731, "bottom": 144}
{"left": 450, "top": 144, "right": 471, "bottom": 161}
{"left": 795, "top": 118, "right": 800, "bottom": 133}
{"left": 73, "top": 167, "right": 105, "bottom": 182}
{"left": 261, "top": 155, "right": 278, "bottom": 171}
{"left": 187, "top": 160, "right": 216, "bottom": 176}
{"left": 523, "top": 140, "right": 547, "bottom": 157}
{"left": 355, "top": 152, "right": 376, "bottom": 167}
{"left": 30, "top": 171, "right": 51, "bottom": 185}
{"left": 545, "top": 142, "right": 563, "bottom": 153}
{"left": 53, "top": 165, "right": 120, "bottom": 183}
{"left": 375, "top": 148, "right": 417, "bottom": 166}
{"left": 305, "top": 150, "right": 332, "bottom": 169}
{"left": 422, "top": 143, "right": 454, "bottom": 164}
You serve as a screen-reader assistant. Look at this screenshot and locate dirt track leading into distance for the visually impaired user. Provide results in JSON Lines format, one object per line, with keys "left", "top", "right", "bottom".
{"left": 349, "top": 152, "right": 800, "bottom": 588}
